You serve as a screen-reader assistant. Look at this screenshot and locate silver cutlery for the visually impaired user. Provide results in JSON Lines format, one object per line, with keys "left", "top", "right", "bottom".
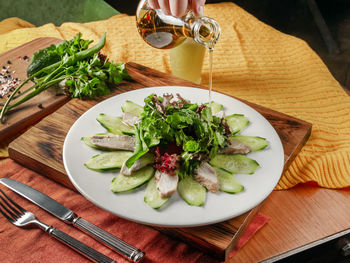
{"left": 0, "top": 189, "right": 116, "bottom": 263}
{"left": 0, "top": 178, "right": 145, "bottom": 262}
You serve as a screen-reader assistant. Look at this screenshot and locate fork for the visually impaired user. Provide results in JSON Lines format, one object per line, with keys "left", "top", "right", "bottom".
{"left": 0, "top": 189, "right": 116, "bottom": 263}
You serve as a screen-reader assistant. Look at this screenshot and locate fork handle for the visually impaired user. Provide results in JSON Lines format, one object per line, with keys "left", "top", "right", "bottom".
{"left": 73, "top": 217, "right": 145, "bottom": 262}
{"left": 47, "top": 226, "right": 116, "bottom": 263}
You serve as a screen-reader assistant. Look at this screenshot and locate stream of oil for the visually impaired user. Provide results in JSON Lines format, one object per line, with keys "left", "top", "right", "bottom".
{"left": 208, "top": 48, "right": 213, "bottom": 105}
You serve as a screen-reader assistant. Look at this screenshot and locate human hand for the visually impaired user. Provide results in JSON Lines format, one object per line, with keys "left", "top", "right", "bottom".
{"left": 148, "top": 0, "right": 206, "bottom": 17}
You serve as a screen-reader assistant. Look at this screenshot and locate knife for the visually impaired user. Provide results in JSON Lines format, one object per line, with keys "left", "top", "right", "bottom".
{"left": 0, "top": 178, "right": 145, "bottom": 263}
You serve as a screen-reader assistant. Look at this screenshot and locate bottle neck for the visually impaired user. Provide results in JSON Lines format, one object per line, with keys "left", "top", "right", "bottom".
{"left": 188, "top": 15, "right": 221, "bottom": 50}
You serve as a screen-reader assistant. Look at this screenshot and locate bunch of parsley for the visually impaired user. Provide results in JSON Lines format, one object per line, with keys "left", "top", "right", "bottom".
{"left": 64, "top": 53, "right": 130, "bottom": 99}
{"left": 28, "top": 33, "right": 131, "bottom": 99}
{"left": 0, "top": 33, "right": 131, "bottom": 123}
{"left": 126, "top": 94, "right": 227, "bottom": 177}
{"left": 27, "top": 33, "right": 94, "bottom": 76}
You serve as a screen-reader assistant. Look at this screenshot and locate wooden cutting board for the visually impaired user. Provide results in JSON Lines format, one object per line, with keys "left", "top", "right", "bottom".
{"left": 0, "top": 38, "right": 66, "bottom": 141}
{"left": 6, "top": 40, "right": 312, "bottom": 261}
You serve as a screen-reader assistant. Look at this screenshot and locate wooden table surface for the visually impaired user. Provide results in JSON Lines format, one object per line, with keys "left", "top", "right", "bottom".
{"left": 229, "top": 181, "right": 350, "bottom": 262}
{"left": 229, "top": 88, "right": 350, "bottom": 263}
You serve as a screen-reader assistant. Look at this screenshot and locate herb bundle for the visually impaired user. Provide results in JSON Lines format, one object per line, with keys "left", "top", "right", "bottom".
{"left": 0, "top": 33, "right": 131, "bottom": 123}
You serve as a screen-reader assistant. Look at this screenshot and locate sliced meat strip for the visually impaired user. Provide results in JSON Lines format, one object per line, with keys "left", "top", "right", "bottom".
{"left": 194, "top": 161, "right": 219, "bottom": 193}
{"left": 91, "top": 134, "right": 135, "bottom": 151}
{"left": 154, "top": 170, "right": 178, "bottom": 198}
{"left": 218, "top": 139, "right": 251, "bottom": 154}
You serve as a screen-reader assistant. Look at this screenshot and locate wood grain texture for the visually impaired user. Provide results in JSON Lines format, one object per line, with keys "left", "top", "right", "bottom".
{"left": 0, "top": 37, "right": 68, "bottom": 141}
{"left": 8, "top": 56, "right": 312, "bottom": 260}
{"left": 231, "top": 185, "right": 350, "bottom": 263}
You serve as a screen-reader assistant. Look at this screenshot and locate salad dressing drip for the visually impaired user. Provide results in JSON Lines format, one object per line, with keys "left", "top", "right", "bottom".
{"left": 208, "top": 48, "right": 213, "bottom": 105}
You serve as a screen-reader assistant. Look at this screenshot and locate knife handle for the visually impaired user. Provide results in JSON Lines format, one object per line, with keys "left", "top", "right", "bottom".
{"left": 47, "top": 226, "right": 116, "bottom": 263}
{"left": 73, "top": 217, "right": 145, "bottom": 262}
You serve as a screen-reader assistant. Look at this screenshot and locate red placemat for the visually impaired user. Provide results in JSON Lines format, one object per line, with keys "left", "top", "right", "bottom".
{"left": 0, "top": 159, "right": 268, "bottom": 262}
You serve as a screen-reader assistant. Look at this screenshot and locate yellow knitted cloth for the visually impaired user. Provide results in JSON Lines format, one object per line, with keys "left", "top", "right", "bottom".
{"left": 0, "top": 3, "right": 349, "bottom": 189}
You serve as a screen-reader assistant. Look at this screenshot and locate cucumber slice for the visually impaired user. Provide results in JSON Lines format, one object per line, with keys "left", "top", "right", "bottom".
{"left": 121, "top": 100, "right": 144, "bottom": 117}
{"left": 97, "top": 113, "right": 135, "bottom": 135}
{"left": 214, "top": 167, "right": 244, "bottom": 194}
{"left": 111, "top": 166, "right": 154, "bottom": 193}
{"left": 81, "top": 133, "right": 113, "bottom": 150}
{"left": 121, "top": 153, "right": 155, "bottom": 176}
{"left": 225, "top": 114, "right": 249, "bottom": 134}
{"left": 228, "top": 135, "right": 268, "bottom": 152}
{"left": 85, "top": 151, "right": 133, "bottom": 171}
{"left": 209, "top": 154, "right": 259, "bottom": 174}
{"left": 178, "top": 176, "right": 206, "bottom": 206}
{"left": 144, "top": 177, "right": 169, "bottom": 209}
{"left": 204, "top": 101, "right": 223, "bottom": 114}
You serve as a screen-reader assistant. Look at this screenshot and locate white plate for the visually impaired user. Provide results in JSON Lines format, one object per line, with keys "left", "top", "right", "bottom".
{"left": 63, "top": 86, "right": 284, "bottom": 227}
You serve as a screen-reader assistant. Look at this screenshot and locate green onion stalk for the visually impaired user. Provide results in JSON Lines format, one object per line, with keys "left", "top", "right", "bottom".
{"left": 0, "top": 33, "right": 107, "bottom": 123}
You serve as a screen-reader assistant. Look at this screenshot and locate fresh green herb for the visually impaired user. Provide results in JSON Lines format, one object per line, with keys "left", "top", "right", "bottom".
{"left": 125, "top": 94, "right": 228, "bottom": 175}
{"left": 64, "top": 53, "right": 130, "bottom": 99}
{"left": 27, "top": 33, "right": 93, "bottom": 77}
{"left": 125, "top": 123, "right": 149, "bottom": 168}
{"left": 0, "top": 33, "right": 131, "bottom": 123}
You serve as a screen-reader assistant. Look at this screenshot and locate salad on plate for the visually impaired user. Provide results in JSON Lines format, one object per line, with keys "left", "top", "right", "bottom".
{"left": 82, "top": 93, "right": 268, "bottom": 209}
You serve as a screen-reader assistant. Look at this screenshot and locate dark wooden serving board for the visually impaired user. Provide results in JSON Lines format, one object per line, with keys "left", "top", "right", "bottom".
{"left": 0, "top": 38, "right": 65, "bottom": 141}
{"left": 6, "top": 40, "right": 312, "bottom": 261}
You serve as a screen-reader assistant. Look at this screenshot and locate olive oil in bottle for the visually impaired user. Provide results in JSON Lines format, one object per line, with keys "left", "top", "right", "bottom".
{"left": 136, "top": 0, "right": 220, "bottom": 101}
{"left": 136, "top": 0, "right": 220, "bottom": 50}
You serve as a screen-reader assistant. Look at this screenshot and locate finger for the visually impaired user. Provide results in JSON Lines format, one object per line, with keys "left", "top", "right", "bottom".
{"left": 192, "top": 0, "right": 206, "bottom": 16}
{"left": 158, "top": 0, "right": 171, "bottom": 15}
{"left": 169, "top": 0, "right": 188, "bottom": 17}
{"left": 148, "top": 0, "right": 160, "bottom": 9}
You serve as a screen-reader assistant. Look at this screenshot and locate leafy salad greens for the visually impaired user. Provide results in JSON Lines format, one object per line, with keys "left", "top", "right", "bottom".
{"left": 126, "top": 94, "right": 227, "bottom": 178}
{"left": 82, "top": 93, "right": 269, "bottom": 209}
